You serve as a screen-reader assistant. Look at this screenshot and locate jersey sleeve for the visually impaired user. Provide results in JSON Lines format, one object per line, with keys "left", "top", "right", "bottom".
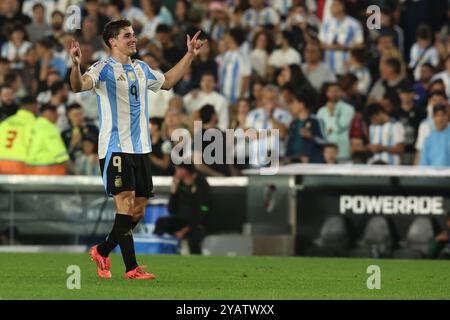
{"left": 84, "top": 60, "right": 107, "bottom": 89}
{"left": 139, "top": 61, "right": 165, "bottom": 92}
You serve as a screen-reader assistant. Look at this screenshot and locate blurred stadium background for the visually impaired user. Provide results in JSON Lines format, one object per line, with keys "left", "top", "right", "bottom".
{"left": 0, "top": 0, "right": 449, "bottom": 299}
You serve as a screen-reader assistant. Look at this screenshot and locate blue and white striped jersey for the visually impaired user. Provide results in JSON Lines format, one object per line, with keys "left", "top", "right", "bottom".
{"left": 241, "top": 7, "right": 280, "bottom": 29}
{"left": 369, "top": 120, "right": 405, "bottom": 165}
{"left": 85, "top": 57, "right": 165, "bottom": 159}
{"left": 318, "top": 16, "right": 364, "bottom": 75}
{"left": 219, "top": 50, "right": 251, "bottom": 104}
{"left": 409, "top": 43, "right": 439, "bottom": 81}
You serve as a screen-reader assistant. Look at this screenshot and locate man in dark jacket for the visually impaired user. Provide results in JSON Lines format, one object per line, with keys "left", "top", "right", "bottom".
{"left": 154, "top": 163, "right": 212, "bottom": 254}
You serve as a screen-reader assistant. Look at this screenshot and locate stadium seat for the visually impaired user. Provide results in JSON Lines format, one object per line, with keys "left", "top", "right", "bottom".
{"left": 392, "top": 217, "right": 436, "bottom": 259}
{"left": 349, "top": 216, "right": 396, "bottom": 258}
{"left": 306, "top": 215, "right": 353, "bottom": 257}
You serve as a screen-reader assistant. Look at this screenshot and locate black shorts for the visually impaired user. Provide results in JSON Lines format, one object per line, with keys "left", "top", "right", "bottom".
{"left": 99, "top": 152, "right": 154, "bottom": 198}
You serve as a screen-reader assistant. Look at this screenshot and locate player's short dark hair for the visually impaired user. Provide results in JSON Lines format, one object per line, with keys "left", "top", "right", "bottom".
{"left": 199, "top": 104, "right": 216, "bottom": 123}
{"left": 102, "top": 19, "right": 132, "bottom": 49}
{"left": 383, "top": 58, "right": 402, "bottom": 75}
{"left": 366, "top": 103, "right": 385, "bottom": 119}
{"left": 149, "top": 117, "right": 164, "bottom": 130}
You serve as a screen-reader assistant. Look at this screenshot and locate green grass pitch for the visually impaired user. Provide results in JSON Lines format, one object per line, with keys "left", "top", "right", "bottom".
{"left": 0, "top": 253, "right": 449, "bottom": 299}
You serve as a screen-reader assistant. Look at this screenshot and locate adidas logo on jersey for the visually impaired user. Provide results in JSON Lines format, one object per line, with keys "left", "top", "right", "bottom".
{"left": 117, "top": 74, "right": 126, "bottom": 81}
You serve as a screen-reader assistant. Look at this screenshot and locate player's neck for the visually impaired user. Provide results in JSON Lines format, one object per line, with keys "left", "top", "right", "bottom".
{"left": 111, "top": 51, "right": 132, "bottom": 65}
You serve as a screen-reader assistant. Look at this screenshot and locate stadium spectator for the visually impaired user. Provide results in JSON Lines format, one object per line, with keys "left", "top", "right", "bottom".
{"left": 302, "top": 42, "right": 336, "bottom": 93}
{"left": 348, "top": 48, "right": 371, "bottom": 95}
{"left": 82, "top": 0, "right": 109, "bottom": 35}
{"left": 105, "top": 0, "right": 125, "bottom": 21}
{"left": 204, "top": 1, "right": 229, "bottom": 43}
{"left": 0, "top": 96, "right": 37, "bottom": 174}
{"left": 36, "top": 38, "right": 67, "bottom": 83}
{"left": 431, "top": 55, "right": 450, "bottom": 99}
{"left": 45, "top": 10, "right": 66, "bottom": 52}
{"left": 154, "top": 163, "right": 212, "bottom": 254}
{"left": 61, "top": 103, "right": 99, "bottom": 162}
{"left": 250, "top": 30, "right": 272, "bottom": 79}
{"left": 193, "top": 104, "right": 234, "bottom": 177}
{"left": 25, "top": 104, "right": 69, "bottom": 175}
{"left": 231, "top": 98, "right": 251, "bottom": 170}
{"left": 317, "top": 82, "right": 355, "bottom": 162}
{"left": 149, "top": 117, "right": 173, "bottom": 176}
{"left": 323, "top": 143, "right": 339, "bottom": 164}
{"left": 409, "top": 25, "right": 439, "bottom": 82}
{"left": 191, "top": 38, "right": 218, "bottom": 87}
{"left": 137, "top": 0, "right": 162, "bottom": 49}
{"left": 366, "top": 103, "right": 405, "bottom": 165}
{"left": 286, "top": 90, "right": 326, "bottom": 164}
{"left": 413, "top": 63, "right": 436, "bottom": 107}
{"left": 155, "top": 24, "right": 183, "bottom": 72}
{"left": 0, "top": 84, "right": 18, "bottom": 121}
{"left": 420, "top": 104, "right": 450, "bottom": 167}
{"left": 74, "top": 135, "right": 100, "bottom": 176}
{"left": 1, "top": 25, "right": 32, "bottom": 70}
{"left": 0, "top": 0, "right": 31, "bottom": 33}
{"left": 25, "top": 3, "right": 51, "bottom": 43}
{"left": 219, "top": 28, "right": 251, "bottom": 105}
{"left": 276, "top": 64, "right": 317, "bottom": 107}
{"left": 318, "top": 0, "right": 364, "bottom": 76}
{"left": 268, "top": 31, "right": 302, "bottom": 78}
{"left": 393, "top": 83, "right": 426, "bottom": 165}
{"left": 183, "top": 72, "right": 229, "bottom": 131}
{"left": 414, "top": 91, "right": 448, "bottom": 164}
{"left": 368, "top": 57, "right": 409, "bottom": 107}
{"left": 241, "top": 0, "right": 280, "bottom": 30}
{"left": 77, "top": 17, "right": 105, "bottom": 53}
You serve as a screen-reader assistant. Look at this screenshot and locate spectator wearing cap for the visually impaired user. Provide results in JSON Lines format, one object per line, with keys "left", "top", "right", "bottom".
{"left": 61, "top": 103, "right": 99, "bottom": 162}
{"left": 149, "top": 117, "right": 173, "bottom": 176}
{"left": 366, "top": 103, "right": 405, "bottom": 166}
{"left": 302, "top": 42, "right": 336, "bottom": 93}
{"left": 0, "top": 84, "right": 18, "bottom": 121}
{"left": 318, "top": 0, "right": 364, "bottom": 76}
{"left": 154, "top": 163, "right": 212, "bottom": 254}
{"left": 408, "top": 25, "right": 440, "bottom": 82}
{"left": 24, "top": 3, "right": 51, "bottom": 43}
{"left": 392, "top": 83, "right": 426, "bottom": 165}
{"left": 204, "top": 1, "right": 229, "bottom": 43}
{"left": 317, "top": 82, "right": 355, "bottom": 162}
{"left": 414, "top": 91, "right": 448, "bottom": 164}
{"left": 420, "top": 104, "right": 450, "bottom": 167}
{"left": 183, "top": 72, "right": 229, "bottom": 131}
{"left": 285, "top": 91, "right": 326, "bottom": 164}
{"left": 0, "top": 96, "right": 37, "bottom": 174}
{"left": 25, "top": 104, "right": 69, "bottom": 175}
{"left": 219, "top": 28, "right": 251, "bottom": 105}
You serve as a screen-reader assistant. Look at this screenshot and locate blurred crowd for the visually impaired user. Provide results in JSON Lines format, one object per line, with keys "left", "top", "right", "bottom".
{"left": 0, "top": 0, "right": 450, "bottom": 177}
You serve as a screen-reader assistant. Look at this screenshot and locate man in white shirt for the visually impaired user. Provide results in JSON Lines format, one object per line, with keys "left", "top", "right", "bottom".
{"left": 318, "top": 0, "right": 364, "bottom": 76}
{"left": 183, "top": 72, "right": 229, "bottom": 131}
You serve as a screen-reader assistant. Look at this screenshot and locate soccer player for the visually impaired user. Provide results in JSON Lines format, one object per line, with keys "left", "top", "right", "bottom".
{"left": 69, "top": 19, "right": 206, "bottom": 280}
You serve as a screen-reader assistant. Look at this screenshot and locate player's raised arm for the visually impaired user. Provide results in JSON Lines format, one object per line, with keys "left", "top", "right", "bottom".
{"left": 69, "top": 39, "right": 93, "bottom": 93}
{"left": 161, "top": 31, "right": 207, "bottom": 90}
